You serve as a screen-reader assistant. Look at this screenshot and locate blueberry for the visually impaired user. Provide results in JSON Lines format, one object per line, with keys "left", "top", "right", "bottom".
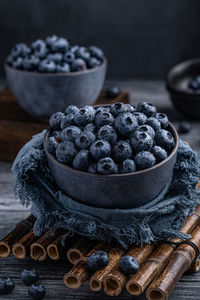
{"left": 75, "top": 46, "right": 90, "bottom": 61}
{"left": 49, "top": 112, "right": 65, "bottom": 130}
{"left": 46, "top": 136, "right": 58, "bottom": 154}
{"left": 87, "top": 251, "right": 109, "bottom": 270}
{"left": 120, "top": 159, "right": 136, "bottom": 174}
{"left": 88, "top": 163, "right": 98, "bottom": 174}
{"left": 61, "top": 126, "right": 81, "bottom": 142}
{"left": 137, "top": 102, "right": 157, "bottom": 117}
{"left": 71, "top": 58, "right": 87, "bottom": 72}
{"left": 28, "top": 284, "right": 46, "bottom": 300}
{"left": 87, "top": 57, "right": 101, "bottom": 68}
{"left": 95, "top": 111, "right": 114, "bottom": 128}
{"left": 70, "top": 45, "right": 79, "bottom": 53}
{"left": 56, "top": 62, "right": 70, "bottom": 73}
{"left": 178, "top": 121, "right": 191, "bottom": 134}
{"left": 120, "top": 256, "right": 140, "bottom": 274}
{"left": 56, "top": 141, "right": 77, "bottom": 164}
{"left": 155, "top": 129, "right": 175, "bottom": 152}
{"left": 72, "top": 150, "right": 92, "bottom": 171}
{"left": 63, "top": 51, "right": 75, "bottom": 64}
{"left": 12, "top": 57, "right": 23, "bottom": 69}
{"left": 61, "top": 113, "right": 75, "bottom": 129}
{"left": 0, "top": 277, "right": 15, "bottom": 294}
{"left": 50, "top": 37, "right": 69, "bottom": 53}
{"left": 38, "top": 59, "right": 56, "bottom": 73}
{"left": 97, "top": 157, "right": 117, "bottom": 175}
{"left": 74, "top": 106, "right": 96, "bottom": 126}
{"left": 46, "top": 35, "right": 58, "bottom": 47}
{"left": 132, "top": 112, "right": 147, "bottom": 125}
{"left": 88, "top": 46, "right": 104, "bottom": 61}
{"left": 6, "top": 54, "right": 14, "bottom": 66}
{"left": 130, "top": 131, "right": 153, "bottom": 152}
{"left": 51, "top": 130, "right": 61, "bottom": 142}
{"left": 23, "top": 55, "right": 40, "bottom": 70}
{"left": 106, "top": 86, "right": 120, "bottom": 98}
{"left": 114, "top": 112, "right": 138, "bottom": 137}
{"left": 151, "top": 146, "right": 167, "bottom": 163}
{"left": 135, "top": 151, "right": 156, "bottom": 170}
{"left": 21, "top": 269, "right": 39, "bottom": 286}
{"left": 155, "top": 113, "right": 169, "bottom": 128}
{"left": 126, "top": 104, "right": 136, "bottom": 113}
{"left": 47, "top": 53, "right": 63, "bottom": 63}
{"left": 90, "top": 140, "right": 111, "bottom": 161}
{"left": 113, "top": 140, "right": 133, "bottom": 163}
{"left": 32, "top": 40, "right": 47, "bottom": 58}
{"left": 138, "top": 125, "right": 155, "bottom": 139}
{"left": 189, "top": 79, "right": 200, "bottom": 90}
{"left": 110, "top": 102, "right": 128, "bottom": 117}
{"left": 83, "top": 123, "right": 96, "bottom": 133}
{"left": 95, "top": 106, "right": 110, "bottom": 114}
{"left": 75, "top": 131, "right": 95, "bottom": 149}
{"left": 146, "top": 117, "right": 161, "bottom": 131}
{"left": 65, "top": 105, "right": 79, "bottom": 115}
{"left": 11, "top": 43, "right": 31, "bottom": 58}
{"left": 97, "top": 125, "right": 117, "bottom": 145}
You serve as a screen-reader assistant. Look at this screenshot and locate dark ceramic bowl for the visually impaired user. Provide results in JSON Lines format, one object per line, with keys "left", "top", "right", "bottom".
{"left": 5, "top": 59, "right": 107, "bottom": 119}
{"left": 44, "top": 123, "right": 179, "bottom": 209}
{"left": 166, "top": 58, "right": 200, "bottom": 119}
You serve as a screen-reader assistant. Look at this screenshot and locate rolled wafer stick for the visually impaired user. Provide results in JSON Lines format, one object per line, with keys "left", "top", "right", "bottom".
{"left": 12, "top": 229, "right": 42, "bottom": 259}
{"left": 64, "top": 241, "right": 109, "bottom": 289}
{"left": 90, "top": 244, "right": 126, "bottom": 292}
{"left": 126, "top": 205, "right": 200, "bottom": 296}
{"left": 67, "top": 237, "right": 97, "bottom": 264}
{"left": 0, "top": 214, "right": 36, "bottom": 258}
{"left": 103, "top": 243, "right": 154, "bottom": 296}
{"left": 146, "top": 224, "right": 200, "bottom": 300}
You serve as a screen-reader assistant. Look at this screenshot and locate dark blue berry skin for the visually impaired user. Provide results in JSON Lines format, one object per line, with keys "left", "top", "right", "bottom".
{"left": 28, "top": 284, "right": 46, "bottom": 300}
{"left": 75, "top": 131, "right": 95, "bottom": 149}
{"left": 106, "top": 86, "right": 120, "bottom": 98}
{"left": 152, "top": 146, "right": 167, "bottom": 163}
{"left": 21, "top": 269, "right": 39, "bottom": 286}
{"left": 135, "top": 151, "right": 156, "bottom": 170}
{"left": 38, "top": 59, "right": 56, "bottom": 73}
{"left": 61, "top": 126, "right": 81, "bottom": 142}
{"left": 51, "top": 130, "right": 61, "bottom": 142}
{"left": 146, "top": 117, "right": 161, "bottom": 131}
{"left": 110, "top": 102, "right": 128, "bottom": 117}
{"left": 88, "top": 163, "right": 98, "bottom": 174}
{"left": 178, "top": 121, "right": 191, "bottom": 134}
{"left": 155, "top": 113, "right": 169, "bottom": 128}
{"left": 120, "top": 256, "right": 140, "bottom": 274}
{"left": 61, "top": 113, "right": 75, "bottom": 129}
{"left": 126, "top": 104, "right": 136, "bottom": 113}
{"left": 97, "top": 157, "right": 117, "bottom": 175}
{"left": 46, "top": 35, "right": 58, "bottom": 47}
{"left": 11, "top": 43, "right": 30, "bottom": 58}
{"left": 50, "top": 37, "right": 69, "bottom": 53}
{"left": 32, "top": 40, "right": 47, "bottom": 58}
{"left": 90, "top": 140, "right": 111, "bottom": 161}
{"left": 65, "top": 105, "right": 79, "bottom": 115}
{"left": 113, "top": 140, "right": 133, "bottom": 163}
{"left": 56, "top": 62, "right": 70, "bottom": 73}
{"left": 189, "top": 76, "right": 200, "bottom": 91}
{"left": 23, "top": 55, "right": 40, "bottom": 71}
{"left": 63, "top": 51, "right": 75, "bottom": 64}
{"left": 132, "top": 112, "right": 147, "bottom": 125}
{"left": 95, "top": 106, "right": 110, "bottom": 114}
{"left": 74, "top": 106, "right": 96, "bottom": 126}
{"left": 87, "top": 251, "right": 109, "bottom": 271}
{"left": 70, "top": 45, "right": 79, "bottom": 53}
{"left": 83, "top": 123, "right": 96, "bottom": 133}
{"left": 0, "top": 277, "right": 15, "bottom": 294}
{"left": 97, "top": 125, "right": 117, "bottom": 145}
{"left": 87, "top": 57, "right": 101, "bottom": 68}
{"left": 56, "top": 141, "right": 77, "bottom": 164}
{"left": 49, "top": 112, "right": 65, "bottom": 130}
{"left": 137, "top": 102, "right": 157, "bottom": 117}
{"left": 75, "top": 46, "right": 90, "bottom": 61}
{"left": 88, "top": 46, "right": 104, "bottom": 61}
{"left": 47, "top": 53, "right": 63, "bottom": 63}
{"left": 72, "top": 150, "right": 92, "bottom": 171}
{"left": 155, "top": 129, "right": 175, "bottom": 152}
{"left": 130, "top": 131, "right": 153, "bottom": 152}
{"left": 12, "top": 57, "right": 23, "bottom": 69}
{"left": 71, "top": 58, "right": 87, "bottom": 72}
{"left": 46, "top": 136, "right": 58, "bottom": 154}
{"left": 114, "top": 112, "right": 138, "bottom": 137}
{"left": 138, "top": 125, "right": 155, "bottom": 139}
{"left": 120, "top": 159, "right": 136, "bottom": 174}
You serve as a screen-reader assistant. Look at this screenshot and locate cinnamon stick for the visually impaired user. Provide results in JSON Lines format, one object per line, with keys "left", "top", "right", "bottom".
{"left": 66, "top": 237, "right": 97, "bottom": 264}
{"left": 0, "top": 214, "right": 36, "bottom": 258}
{"left": 187, "top": 257, "right": 200, "bottom": 273}
{"left": 90, "top": 244, "right": 126, "bottom": 292}
{"left": 12, "top": 229, "right": 42, "bottom": 259}
{"left": 103, "top": 243, "right": 154, "bottom": 296}
{"left": 125, "top": 205, "right": 200, "bottom": 296}
{"left": 146, "top": 224, "right": 200, "bottom": 300}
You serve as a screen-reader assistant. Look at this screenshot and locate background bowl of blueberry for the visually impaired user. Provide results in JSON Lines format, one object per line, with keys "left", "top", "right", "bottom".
{"left": 5, "top": 35, "right": 107, "bottom": 119}
{"left": 44, "top": 102, "right": 179, "bottom": 209}
{"left": 166, "top": 58, "right": 200, "bottom": 119}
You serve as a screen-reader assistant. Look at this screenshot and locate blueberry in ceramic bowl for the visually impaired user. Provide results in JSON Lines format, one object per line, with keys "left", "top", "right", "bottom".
{"left": 5, "top": 36, "right": 107, "bottom": 119}
{"left": 166, "top": 58, "right": 200, "bottom": 119}
{"left": 44, "top": 102, "right": 179, "bottom": 209}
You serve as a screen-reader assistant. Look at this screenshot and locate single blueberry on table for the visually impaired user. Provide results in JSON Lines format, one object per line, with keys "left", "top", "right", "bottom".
{"left": 75, "top": 131, "right": 95, "bottom": 149}
{"left": 74, "top": 106, "right": 96, "bottom": 126}
{"left": 88, "top": 163, "right": 98, "bottom": 174}
{"left": 114, "top": 112, "right": 138, "bottom": 137}
{"left": 90, "top": 140, "right": 111, "bottom": 161}
{"left": 87, "top": 251, "right": 109, "bottom": 271}
{"left": 63, "top": 51, "right": 75, "bottom": 64}
{"left": 95, "top": 111, "right": 115, "bottom": 128}
{"left": 28, "top": 284, "right": 46, "bottom": 300}
{"left": 32, "top": 40, "right": 47, "bottom": 58}
{"left": 97, "top": 157, "right": 117, "bottom": 175}
{"left": 137, "top": 102, "right": 157, "bottom": 117}
{"left": 88, "top": 46, "right": 104, "bottom": 61}
{"left": 112, "top": 140, "right": 133, "bottom": 163}
{"left": 178, "top": 121, "right": 191, "bottom": 134}
{"left": 46, "top": 136, "right": 58, "bottom": 154}
{"left": 155, "top": 113, "right": 169, "bottom": 129}
{"left": 12, "top": 57, "right": 24, "bottom": 69}
{"left": 155, "top": 129, "right": 175, "bottom": 152}
{"left": 146, "top": 117, "right": 161, "bottom": 131}
{"left": 97, "top": 125, "right": 117, "bottom": 145}
{"left": 65, "top": 105, "right": 79, "bottom": 115}
{"left": 56, "top": 141, "right": 77, "bottom": 164}
{"left": 72, "top": 150, "right": 92, "bottom": 171}
{"left": 110, "top": 102, "right": 128, "bottom": 117}
{"left": 23, "top": 55, "right": 40, "bottom": 71}
{"left": 0, "top": 277, "right": 15, "bottom": 294}
{"left": 120, "top": 159, "right": 136, "bottom": 174}
{"left": 61, "top": 113, "right": 75, "bottom": 129}
{"left": 120, "top": 256, "right": 140, "bottom": 274}
{"left": 71, "top": 58, "right": 87, "bottom": 72}
{"left": 152, "top": 145, "right": 167, "bottom": 163}
{"left": 138, "top": 124, "right": 155, "bottom": 139}
{"left": 130, "top": 131, "right": 153, "bottom": 152}
{"left": 106, "top": 86, "right": 120, "bottom": 99}
{"left": 56, "top": 62, "right": 70, "bottom": 73}
{"left": 83, "top": 123, "right": 96, "bottom": 133}
{"left": 49, "top": 112, "right": 65, "bottom": 130}
{"left": 132, "top": 112, "right": 147, "bottom": 125}
{"left": 47, "top": 52, "right": 63, "bottom": 63}
{"left": 135, "top": 151, "right": 156, "bottom": 170}
{"left": 38, "top": 59, "right": 56, "bottom": 73}
{"left": 21, "top": 269, "right": 39, "bottom": 286}
{"left": 75, "top": 46, "right": 90, "bottom": 61}
{"left": 50, "top": 37, "right": 69, "bottom": 53}
{"left": 61, "top": 126, "right": 81, "bottom": 142}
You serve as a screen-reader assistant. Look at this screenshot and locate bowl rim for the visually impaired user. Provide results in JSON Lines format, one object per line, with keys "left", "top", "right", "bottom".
{"left": 4, "top": 57, "right": 107, "bottom": 77}
{"left": 44, "top": 121, "right": 179, "bottom": 179}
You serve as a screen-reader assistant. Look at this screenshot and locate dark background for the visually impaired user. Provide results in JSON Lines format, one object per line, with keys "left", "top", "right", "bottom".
{"left": 1, "top": 0, "right": 200, "bottom": 79}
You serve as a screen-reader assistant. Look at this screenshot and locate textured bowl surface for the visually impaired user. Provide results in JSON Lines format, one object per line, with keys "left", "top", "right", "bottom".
{"left": 44, "top": 123, "right": 179, "bottom": 209}
{"left": 5, "top": 59, "right": 107, "bottom": 119}
{"left": 166, "top": 58, "right": 200, "bottom": 119}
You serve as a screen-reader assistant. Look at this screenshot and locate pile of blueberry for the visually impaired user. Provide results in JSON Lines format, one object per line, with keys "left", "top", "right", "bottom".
{"left": 6, "top": 35, "right": 104, "bottom": 73}
{"left": 188, "top": 75, "right": 200, "bottom": 91}
{"left": 46, "top": 101, "right": 175, "bottom": 175}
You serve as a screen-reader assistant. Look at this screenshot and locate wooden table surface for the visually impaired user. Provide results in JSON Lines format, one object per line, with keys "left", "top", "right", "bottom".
{"left": 0, "top": 80, "right": 200, "bottom": 300}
